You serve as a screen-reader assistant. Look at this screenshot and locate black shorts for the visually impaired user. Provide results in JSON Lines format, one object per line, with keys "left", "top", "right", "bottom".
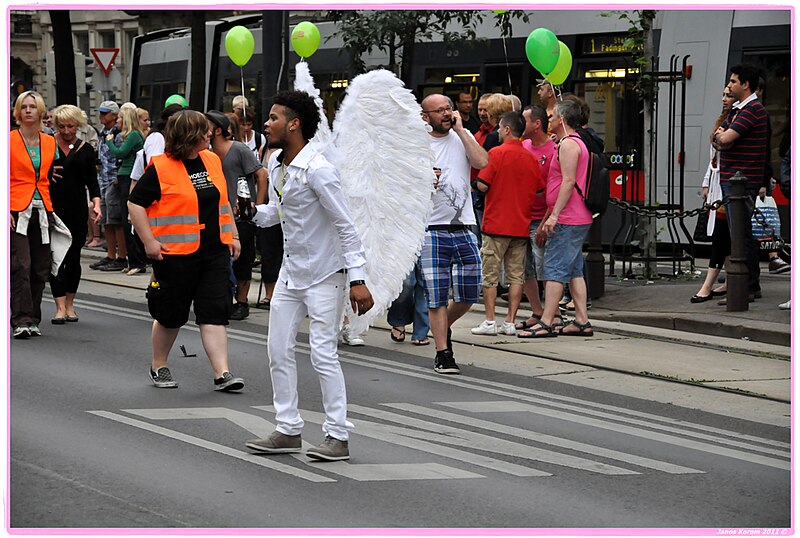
{"left": 232, "top": 220, "right": 256, "bottom": 281}
{"left": 147, "top": 248, "right": 232, "bottom": 328}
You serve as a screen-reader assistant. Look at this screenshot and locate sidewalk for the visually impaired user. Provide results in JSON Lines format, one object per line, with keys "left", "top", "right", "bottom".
{"left": 79, "top": 246, "right": 792, "bottom": 404}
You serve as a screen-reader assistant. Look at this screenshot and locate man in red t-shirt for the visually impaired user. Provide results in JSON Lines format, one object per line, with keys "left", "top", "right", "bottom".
{"left": 471, "top": 111, "right": 543, "bottom": 336}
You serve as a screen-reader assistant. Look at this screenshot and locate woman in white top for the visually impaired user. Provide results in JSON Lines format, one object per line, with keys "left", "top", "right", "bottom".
{"left": 691, "top": 89, "right": 736, "bottom": 303}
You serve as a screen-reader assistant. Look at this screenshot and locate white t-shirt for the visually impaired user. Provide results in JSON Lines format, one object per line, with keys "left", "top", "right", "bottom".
{"left": 428, "top": 130, "right": 477, "bottom": 226}
{"left": 130, "top": 132, "right": 166, "bottom": 181}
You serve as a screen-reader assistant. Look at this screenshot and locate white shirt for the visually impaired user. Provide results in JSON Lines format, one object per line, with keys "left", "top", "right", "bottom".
{"left": 428, "top": 130, "right": 477, "bottom": 226}
{"left": 252, "top": 144, "right": 367, "bottom": 290}
{"left": 731, "top": 92, "right": 758, "bottom": 110}
{"left": 130, "top": 132, "right": 166, "bottom": 181}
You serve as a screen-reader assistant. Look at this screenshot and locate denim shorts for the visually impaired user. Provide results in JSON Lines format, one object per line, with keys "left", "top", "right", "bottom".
{"left": 524, "top": 220, "right": 544, "bottom": 281}
{"left": 542, "top": 223, "right": 591, "bottom": 283}
{"left": 419, "top": 228, "right": 481, "bottom": 308}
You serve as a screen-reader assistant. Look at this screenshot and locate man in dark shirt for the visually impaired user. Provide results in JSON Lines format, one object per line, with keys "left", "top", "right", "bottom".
{"left": 455, "top": 91, "right": 481, "bottom": 134}
{"left": 713, "top": 63, "right": 768, "bottom": 300}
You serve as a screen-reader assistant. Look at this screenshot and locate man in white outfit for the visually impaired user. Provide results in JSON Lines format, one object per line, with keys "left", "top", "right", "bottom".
{"left": 246, "top": 91, "right": 374, "bottom": 461}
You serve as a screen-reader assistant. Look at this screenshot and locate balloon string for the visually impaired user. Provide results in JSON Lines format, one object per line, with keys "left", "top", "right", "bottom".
{"left": 501, "top": 33, "right": 513, "bottom": 94}
{"left": 240, "top": 66, "right": 247, "bottom": 125}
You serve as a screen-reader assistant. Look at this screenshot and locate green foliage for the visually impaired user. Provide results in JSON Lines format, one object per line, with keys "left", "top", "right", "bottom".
{"left": 326, "top": 10, "right": 530, "bottom": 85}
{"left": 602, "top": 10, "right": 657, "bottom": 102}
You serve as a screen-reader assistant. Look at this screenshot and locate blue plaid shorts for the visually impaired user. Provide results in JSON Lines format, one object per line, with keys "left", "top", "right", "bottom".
{"left": 419, "top": 228, "right": 481, "bottom": 308}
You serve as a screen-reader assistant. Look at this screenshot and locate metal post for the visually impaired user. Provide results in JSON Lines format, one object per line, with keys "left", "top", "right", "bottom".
{"left": 727, "top": 171, "right": 750, "bottom": 312}
{"left": 585, "top": 218, "right": 605, "bottom": 299}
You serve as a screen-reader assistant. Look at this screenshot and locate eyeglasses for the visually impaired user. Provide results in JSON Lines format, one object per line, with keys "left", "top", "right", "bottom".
{"left": 422, "top": 106, "right": 453, "bottom": 115}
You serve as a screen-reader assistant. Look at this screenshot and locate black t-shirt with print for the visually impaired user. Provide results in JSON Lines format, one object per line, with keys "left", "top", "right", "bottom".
{"left": 129, "top": 156, "right": 226, "bottom": 256}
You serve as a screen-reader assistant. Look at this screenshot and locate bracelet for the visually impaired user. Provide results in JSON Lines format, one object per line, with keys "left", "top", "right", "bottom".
{"left": 350, "top": 280, "right": 366, "bottom": 287}
{"left": 233, "top": 236, "right": 240, "bottom": 240}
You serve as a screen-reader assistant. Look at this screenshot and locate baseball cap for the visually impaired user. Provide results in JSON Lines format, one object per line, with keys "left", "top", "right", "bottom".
{"left": 536, "top": 79, "right": 550, "bottom": 87}
{"left": 97, "top": 100, "right": 120, "bottom": 114}
{"left": 205, "top": 110, "right": 230, "bottom": 137}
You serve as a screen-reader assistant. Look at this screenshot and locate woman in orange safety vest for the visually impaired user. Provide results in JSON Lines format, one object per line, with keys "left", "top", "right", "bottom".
{"left": 128, "top": 109, "right": 246, "bottom": 392}
{"left": 10, "top": 91, "right": 58, "bottom": 339}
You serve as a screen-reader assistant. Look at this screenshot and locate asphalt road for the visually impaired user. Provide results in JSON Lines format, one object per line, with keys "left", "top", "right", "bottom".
{"left": 9, "top": 290, "right": 791, "bottom": 530}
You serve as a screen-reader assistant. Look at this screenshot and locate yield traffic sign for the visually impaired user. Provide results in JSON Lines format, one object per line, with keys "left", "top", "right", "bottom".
{"left": 90, "top": 48, "right": 119, "bottom": 76}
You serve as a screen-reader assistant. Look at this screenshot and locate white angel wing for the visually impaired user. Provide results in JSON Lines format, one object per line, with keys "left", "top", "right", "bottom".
{"left": 293, "top": 61, "right": 336, "bottom": 162}
{"left": 332, "top": 69, "right": 435, "bottom": 335}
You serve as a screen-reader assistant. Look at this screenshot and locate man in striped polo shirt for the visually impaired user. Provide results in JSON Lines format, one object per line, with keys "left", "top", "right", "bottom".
{"left": 713, "top": 63, "right": 767, "bottom": 302}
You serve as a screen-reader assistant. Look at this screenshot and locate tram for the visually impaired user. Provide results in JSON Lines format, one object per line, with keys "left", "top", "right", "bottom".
{"left": 129, "top": 9, "right": 792, "bottom": 249}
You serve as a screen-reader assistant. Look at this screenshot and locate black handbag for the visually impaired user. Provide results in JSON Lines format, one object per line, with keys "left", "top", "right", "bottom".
{"left": 693, "top": 210, "right": 710, "bottom": 242}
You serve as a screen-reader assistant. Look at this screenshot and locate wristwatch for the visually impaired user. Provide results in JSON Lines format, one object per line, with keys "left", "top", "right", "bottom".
{"left": 350, "top": 280, "right": 366, "bottom": 287}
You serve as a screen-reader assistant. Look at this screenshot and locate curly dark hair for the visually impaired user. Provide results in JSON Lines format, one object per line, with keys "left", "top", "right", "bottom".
{"left": 272, "top": 90, "right": 319, "bottom": 142}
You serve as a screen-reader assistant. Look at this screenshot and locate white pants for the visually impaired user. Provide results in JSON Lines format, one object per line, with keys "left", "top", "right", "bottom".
{"left": 267, "top": 271, "right": 354, "bottom": 441}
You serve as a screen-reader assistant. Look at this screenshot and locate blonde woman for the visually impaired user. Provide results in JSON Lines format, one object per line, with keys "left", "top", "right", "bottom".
{"left": 106, "top": 106, "right": 145, "bottom": 273}
{"left": 10, "top": 91, "right": 57, "bottom": 338}
{"left": 136, "top": 107, "right": 151, "bottom": 138}
{"left": 482, "top": 93, "right": 513, "bottom": 152}
{"left": 49, "top": 105, "right": 102, "bottom": 323}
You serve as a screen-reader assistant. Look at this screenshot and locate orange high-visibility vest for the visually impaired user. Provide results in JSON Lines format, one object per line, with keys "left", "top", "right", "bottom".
{"left": 146, "top": 150, "right": 233, "bottom": 255}
{"left": 10, "top": 129, "right": 55, "bottom": 212}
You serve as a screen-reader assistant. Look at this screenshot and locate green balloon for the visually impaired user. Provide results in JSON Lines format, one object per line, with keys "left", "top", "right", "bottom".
{"left": 225, "top": 25, "right": 255, "bottom": 67}
{"left": 291, "top": 21, "right": 321, "bottom": 58}
{"left": 545, "top": 41, "right": 573, "bottom": 86}
{"left": 525, "top": 28, "right": 560, "bottom": 75}
{"left": 492, "top": 10, "right": 508, "bottom": 13}
{"left": 164, "top": 94, "right": 188, "bottom": 108}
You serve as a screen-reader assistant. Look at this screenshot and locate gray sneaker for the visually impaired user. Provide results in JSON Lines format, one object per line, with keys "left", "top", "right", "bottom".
{"left": 213, "top": 371, "right": 244, "bottom": 392}
{"left": 28, "top": 324, "right": 41, "bottom": 336}
{"left": 246, "top": 431, "right": 302, "bottom": 454}
{"left": 149, "top": 367, "right": 178, "bottom": 388}
{"left": 306, "top": 435, "right": 350, "bottom": 461}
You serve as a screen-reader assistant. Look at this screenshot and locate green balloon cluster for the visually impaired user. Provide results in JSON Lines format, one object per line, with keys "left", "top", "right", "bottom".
{"left": 525, "top": 28, "right": 573, "bottom": 86}
{"left": 547, "top": 41, "right": 573, "bottom": 86}
{"left": 291, "top": 21, "right": 321, "bottom": 58}
{"left": 164, "top": 94, "right": 188, "bottom": 108}
{"left": 225, "top": 26, "right": 255, "bottom": 67}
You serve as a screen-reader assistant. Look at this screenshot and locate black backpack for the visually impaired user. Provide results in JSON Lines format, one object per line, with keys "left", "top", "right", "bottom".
{"left": 564, "top": 132, "right": 610, "bottom": 217}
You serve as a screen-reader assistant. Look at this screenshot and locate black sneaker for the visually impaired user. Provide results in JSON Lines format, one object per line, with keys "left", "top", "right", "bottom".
{"left": 229, "top": 302, "right": 249, "bottom": 321}
{"left": 90, "top": 257, "right": 114, "bottom": 270}
{"left": 150, "top": 367, "right": 178, "bottom": 388}
{"left": 214, "top": 371, "right": 244, "bottom": 392}
{"left": 99, "top": 258, "right": 127, "bottom": 272}
{"left": 433, "top": 349, "right": 460, "bottom": 375}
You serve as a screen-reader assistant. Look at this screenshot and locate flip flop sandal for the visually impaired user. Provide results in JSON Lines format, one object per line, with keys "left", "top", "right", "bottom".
{"left": 411, "top": 338, "right": 430, "bottom": 346}
{"left": 560, "top": 320, "right": 594, "bottom": 337}
{"left": 516, "top": 320, "right": 557, "bottom": 339}
{"left": 390, "top": 327, "right": 406, "bottom": 343}
{"left": 65, "top": 315, "right": 79, "bottom": 323}
{"left": 514, "top": 313, "right": 541, "bottom": 330}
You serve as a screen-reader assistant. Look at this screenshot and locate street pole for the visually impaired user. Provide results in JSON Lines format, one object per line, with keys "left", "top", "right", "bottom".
{"left": 261, "top": 10, "right": 289, "bottom": 120}
{"left": 727, "top": 171, "right": 749, "bottom": 312}
{"left": 585, "top": 218, "right": 605, "bottom": 299}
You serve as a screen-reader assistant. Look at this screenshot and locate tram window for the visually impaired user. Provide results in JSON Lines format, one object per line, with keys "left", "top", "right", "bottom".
{"left": 140, "top": 85, "right": 152, "bottom": 98}
{"left": 742, "top": 50, "right": 790, "bottom": 170}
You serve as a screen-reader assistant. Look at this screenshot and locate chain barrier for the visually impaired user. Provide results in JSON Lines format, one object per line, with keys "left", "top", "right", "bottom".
{"left": 609, "top": 194, "right": 790, "bottom": 257}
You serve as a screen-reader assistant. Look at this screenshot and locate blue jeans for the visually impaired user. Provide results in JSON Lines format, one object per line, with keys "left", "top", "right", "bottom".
{"left": 387, "top": 263, "right": 430, "bottom": 341}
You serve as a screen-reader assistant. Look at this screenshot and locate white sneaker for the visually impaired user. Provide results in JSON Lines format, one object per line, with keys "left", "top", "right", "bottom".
{"left": 342, "top": 325, "right": 366, "bottom": 346}
{"left": 778, "top": 300, "right": 790, "bottom": 310}
{"left": 498, "top": 321, "right": 517, "bottom": 335}
{"left": 471, "top": 320, "right": 497, "bottom": 335}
